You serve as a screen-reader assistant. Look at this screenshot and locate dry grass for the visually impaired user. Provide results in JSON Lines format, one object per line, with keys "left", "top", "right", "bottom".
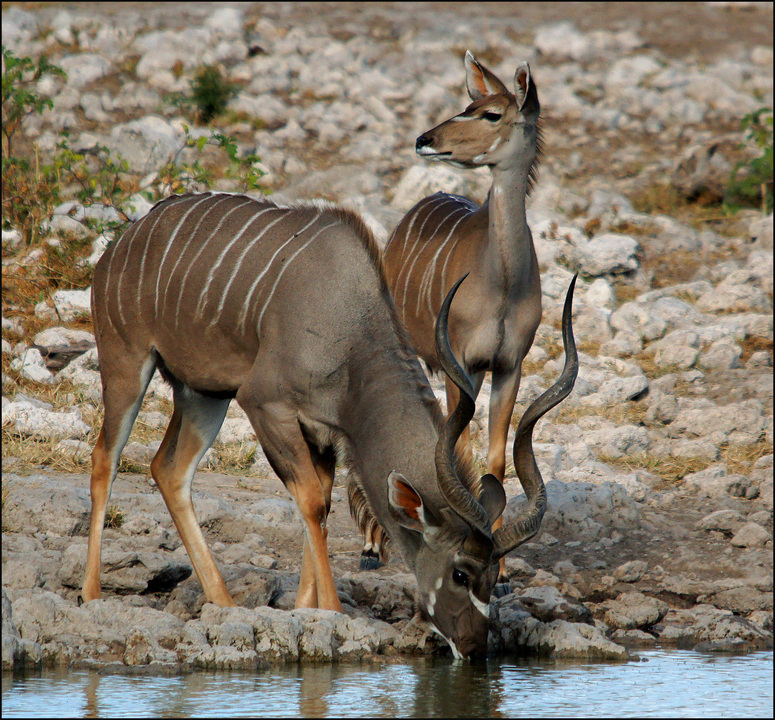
{"left": 599, "top": 438, "right": 773, "bottom": 487}
{"left": 104, "top": 504, "right": 125, "bottom": 529}
{"left": 2, "top": 235, "right": 96, "bottom": 316}
{"left": 740, "top": 335, "right": 774, "bottom": 364}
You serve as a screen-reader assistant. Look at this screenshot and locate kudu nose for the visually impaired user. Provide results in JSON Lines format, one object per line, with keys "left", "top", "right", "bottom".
{"left": 415, "top": 133, "right": 433, "bottom": 151}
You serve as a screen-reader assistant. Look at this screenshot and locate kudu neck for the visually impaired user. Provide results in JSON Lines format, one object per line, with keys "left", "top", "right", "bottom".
{"left": 483, "top": 160, "right": 536, "bottom": 288}
{"left": 341, "top": 351, "right": 444, "bottom": 566}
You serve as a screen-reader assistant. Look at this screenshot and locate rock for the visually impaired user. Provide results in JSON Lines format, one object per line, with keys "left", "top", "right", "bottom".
{"left": 491, "top": 596, "right": 628, "bottom": 659}
{"left": 9, "top": 348, "right": 54, "bottom": 384}
{"left": 2, "top": 401, "right": 89, "bottom": 440}
{"left": 559, "top": 233, "right": 640, "bottom": 277}
{"left": 730, "top": 522, "right": 771, "bottom": 548}
{"left": 595, "top": 591, "right": 669, "bottom": 630}
{"left": 696, "top": 509, "right": 746, "bottom": 535}
{"left": 389, "top": 164, "right": 488, "bottom": 212}
{"left": 515, "top": 586, "right": 592, "bottom": 623}
{"left": 103, "top": 116, "right": 182, "bottom": 174}
{"left": 59, "top": 544, "right": 193, "bottom": 595}
{"left": 612, "top": 560, "right": 648, "bottom": 583}
{"left": 696, "top": 283, "right": 772, "bottom": 314}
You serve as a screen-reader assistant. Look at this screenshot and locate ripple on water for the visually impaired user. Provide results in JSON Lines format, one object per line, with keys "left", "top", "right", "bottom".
{"left": 2, "top": 650, "right": 773, "bottom": 718}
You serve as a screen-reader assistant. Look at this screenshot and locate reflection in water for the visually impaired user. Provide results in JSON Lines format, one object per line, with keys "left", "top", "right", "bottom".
{"left": 2, "top": 651, "right": 773, "bottom": 718}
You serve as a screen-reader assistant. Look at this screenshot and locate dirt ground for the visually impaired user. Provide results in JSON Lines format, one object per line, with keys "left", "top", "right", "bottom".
{"left": 4, "top": 0, "right": 772, "bottom": 612}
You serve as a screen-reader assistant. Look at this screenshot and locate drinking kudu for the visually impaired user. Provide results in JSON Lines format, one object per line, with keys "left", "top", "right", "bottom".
{"left": 85, "top": 199, "right": 575, "bottom": 656}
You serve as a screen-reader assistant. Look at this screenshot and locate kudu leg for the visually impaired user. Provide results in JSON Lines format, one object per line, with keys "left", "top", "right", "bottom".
{"left": 488, "top": 369, "right": 522, "bottom": 581}
{"left": 297, "top": 444, "right": 336, "bottom": 607}
{"left": 149, "top": 386, "right": 233, "bottom": 606}
{"left": 443, "top": 371, "right": 485, "bottom": 466}
{"left": 83, "top": 354, "right": 156, "bottom": 603}
{"left": 242, "top": 403, "right": 342, "bottom": 612}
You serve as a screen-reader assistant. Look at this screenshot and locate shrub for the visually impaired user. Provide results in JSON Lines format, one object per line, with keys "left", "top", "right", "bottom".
{"left": 726, "top": 107, "right": 773, "bottom": 215}
{"left": 190, "top": 64, "right": 237, "bottom": 124}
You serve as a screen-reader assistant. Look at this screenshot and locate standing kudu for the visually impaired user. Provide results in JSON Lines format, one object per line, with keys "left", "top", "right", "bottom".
{"left": 375, "top": 52, "right": 546, "bottom": 581}
{"left": 85, "top": 191, "right": 576, "bottom": 659}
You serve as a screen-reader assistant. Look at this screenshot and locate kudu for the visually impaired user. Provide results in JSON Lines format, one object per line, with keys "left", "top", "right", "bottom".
{"left": 84, "top": 190, "right": 577, "bottom": 659}
{"left": 372, "top": 52, "right": 545, "bottom": 581}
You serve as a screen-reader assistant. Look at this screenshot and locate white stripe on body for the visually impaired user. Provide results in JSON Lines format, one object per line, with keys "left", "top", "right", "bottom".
{"left": 395, "top": 199, "right": 460, "bottom": 317}
{"left": 392, "top": 196, "right": 431, "bottom": 267}
{"left": 194, "top": 206, "right": 281, "bottom": 325}
{"left": 158, "top": 194, "right": 236, "bottom": 315}
{"left": 102, "top": 211, "right": 154, "bottom": 332}
{"left": 107, "top": 194, "right": 193, "bottom": 330}
{"left": 438, "top": 232, "right": 465, "bottom": 310}
{"left": 234, "top": 212, "right": 322, "bottom": 332}
{"left": 171, "top": 198, "right": 256, "bottom": 328}
{"left": 254, "top": 221, "right": 339, "bottom": 335}
{"left": 415, "top": 208, "right": 470, "bottom": 318}
{"left": 136, "top": 197, "right": 204, "bottom": 319}
{"left": 116, "top": 207, "right": 173, "bottom": 329}
{"left": 152, "top": 194, "right": 217, "bottom": 320}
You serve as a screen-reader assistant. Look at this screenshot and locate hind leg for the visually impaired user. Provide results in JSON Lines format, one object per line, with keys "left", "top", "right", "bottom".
{"left": 149, "top": 384, "right": 233, "bottom": 606}
{"left": 82, "top": 353, "right": 156, "bottom": 603}
{"left": 359, "top": 525, "right": 385, "bottom": 571}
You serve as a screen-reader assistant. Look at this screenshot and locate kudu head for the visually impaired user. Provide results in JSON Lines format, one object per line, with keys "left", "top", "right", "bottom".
{"left": 386, "top": 274, "right": 578, "bottom": 659}
{"left": 415, "top": 51, "right": 540, "bottom": 175}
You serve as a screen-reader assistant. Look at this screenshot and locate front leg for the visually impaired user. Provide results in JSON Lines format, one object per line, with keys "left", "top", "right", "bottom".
{"left": 444, "top": 370, "right": 485, "bottom": 466}
{"left": 239, "top": 396, "right": 342, "bottom": 613}
{"left": 488, "top": 367, "right": 522, "bottom": 582}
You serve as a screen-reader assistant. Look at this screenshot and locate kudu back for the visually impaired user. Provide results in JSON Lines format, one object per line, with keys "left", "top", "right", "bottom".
{"left": 85, "top": 191, "right": 577, "bottom": 659}
{"left": 376, "top": 52, "right": 547, "bottom": 580}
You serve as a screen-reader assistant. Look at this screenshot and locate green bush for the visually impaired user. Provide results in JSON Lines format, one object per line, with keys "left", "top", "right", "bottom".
{"left": 191, "top": 64, "right": 237, "bottom": 124}
{"left": 3, "top": 48, "right": 263, "bottom": 248}
{"left": 726, "top": 107, "right": 773, "bottom": 215}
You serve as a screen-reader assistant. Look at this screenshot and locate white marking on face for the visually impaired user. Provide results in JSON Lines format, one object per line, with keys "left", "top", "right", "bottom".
{"left": 450, "top": 115, "right": 475, "bottom": 122}
{"left": 427, "top": 590, "right": 436, "bottom": 617}
{"left": 435, "top": 576, "right": 443, "bottom": 591}
{"left": 487, "top": 137, "right": 502, "bottom": 153}
{"left": 468, "top": 590, "right": 489, "bottom": 618}
{"left": 430, "top": 626, "right": 464, "bottom": 660}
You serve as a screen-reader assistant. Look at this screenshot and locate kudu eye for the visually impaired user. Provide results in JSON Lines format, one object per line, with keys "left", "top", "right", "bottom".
{"left": 452, "top": 568, "right": 469, "bottom": 587}
{"left": 482, "top": 111, "right": 502, "bottom": 122}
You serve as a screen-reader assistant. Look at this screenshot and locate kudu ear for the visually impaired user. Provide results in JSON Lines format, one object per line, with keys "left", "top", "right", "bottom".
{"left": 477, "top": 473, "right": 507, "bottom": 524}
{"left": 514, "top": 61, "right": 539, "bottom": 117}
{"left": 387, "top": 471, "right": 435, "bottom": 534}
{"left": 464, "top": 50, "right": 509, "bottom": 101}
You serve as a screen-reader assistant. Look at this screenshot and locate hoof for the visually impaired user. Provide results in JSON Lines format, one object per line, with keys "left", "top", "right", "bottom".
{"left": 359, "top": 549, "right": 383, "bottom": 570}
{"left": 491, "top": 580, "right": 512, "bottom": 599}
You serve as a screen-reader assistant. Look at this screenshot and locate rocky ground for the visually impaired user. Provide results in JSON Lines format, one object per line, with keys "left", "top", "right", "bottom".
{"left": 2, "top": 2, "right": 773, "bottom": 671}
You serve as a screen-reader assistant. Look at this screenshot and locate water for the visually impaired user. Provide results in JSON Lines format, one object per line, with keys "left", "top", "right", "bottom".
{"left": 2, "top": 650, "right": 772, "bottom": 718}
